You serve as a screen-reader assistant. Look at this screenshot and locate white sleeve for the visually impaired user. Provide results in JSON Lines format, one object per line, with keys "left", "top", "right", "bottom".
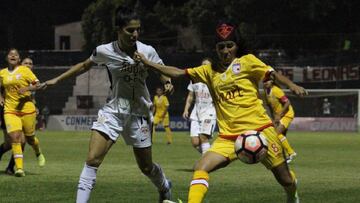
{"left": 146, "top": 46, "right": 164, "bottom": 65}
{"left": 187, "top": 82, "right": 194, "bottom": 92}
{"left": 89, "top": 46, "right": 107, "bottom": 65}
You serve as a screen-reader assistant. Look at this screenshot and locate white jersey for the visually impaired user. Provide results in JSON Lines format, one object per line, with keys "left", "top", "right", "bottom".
{"left": 187, "top": 82, "right": 216, "bottom": 121}
{"left": 90, "top": 41, "right": 162, "bottom": 117}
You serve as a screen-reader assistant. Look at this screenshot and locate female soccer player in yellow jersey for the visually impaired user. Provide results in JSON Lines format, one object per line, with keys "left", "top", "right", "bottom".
{"left": 153, "top": 87, "right": 173, "bottom": 144}
{"left": 264, "top": 80, "right": 297, "bottom": 163}
{"left": 0, "top": 49, "right": 45, "bottom": 177}
{"left": 135, "top": 21, "right": 307, "bottom": 203}
{"left": 0, "top": 56, "right": 46, "bottom": 175}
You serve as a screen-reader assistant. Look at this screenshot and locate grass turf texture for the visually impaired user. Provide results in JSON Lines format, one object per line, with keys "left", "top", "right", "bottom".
{"left": 0, "top": 131, "right": 359, "bottom": 202}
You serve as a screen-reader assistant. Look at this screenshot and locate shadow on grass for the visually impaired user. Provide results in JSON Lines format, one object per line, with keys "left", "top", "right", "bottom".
{"left": 0, "top": 170, "right": 40, "bottom": 176}
{"left": 175, "top": 168, "right": 194, "bottom": 172}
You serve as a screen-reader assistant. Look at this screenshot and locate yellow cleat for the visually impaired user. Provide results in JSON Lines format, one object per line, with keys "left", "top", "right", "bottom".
{"left": 37, "top": 153, "right": 46, "bottom": 167}
{"left": 15, "top": 169, "right": 25, "bottom": 177}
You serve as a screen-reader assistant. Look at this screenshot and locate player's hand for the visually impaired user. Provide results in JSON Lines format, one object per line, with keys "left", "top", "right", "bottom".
{"left": 182, "top": 111, "right": 189, "bottom": 120}
{"left": 38, "top": 82, "right": 47, "bottom": 90}
{"left": 133, "top": 51, "right": 147, "bottom": 64}
{"left": 44, "top": 78, "right": 59, "bottom": 88}
{"left": 164, "top": 82, "right": 174, "bottom": 95}
{"left": 0, "top": 97, "right": 4, "bottom": 106}
{"left": 289, "top": 84, "right": 307, "bottom": 97}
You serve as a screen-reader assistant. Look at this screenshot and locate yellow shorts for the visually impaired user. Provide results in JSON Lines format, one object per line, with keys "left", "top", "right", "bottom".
{"left": 153, "top": 114, "right": 170, "bottom": 127}
{"left": 4, "top": 112, "right": 36, "bottom": 136}
{"left": 208, "top": 126, "right": 285, "bottom": 169}
{"left": 280, "top": 116, "right": 294, "bottom": 129}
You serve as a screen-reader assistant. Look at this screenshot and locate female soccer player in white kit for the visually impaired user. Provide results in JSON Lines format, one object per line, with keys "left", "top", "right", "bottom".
{"left": 183, "top": 59, "right": 216, "bottom": 154}
{"left": 43, "top": 6, "right": 172, "bottom": 203}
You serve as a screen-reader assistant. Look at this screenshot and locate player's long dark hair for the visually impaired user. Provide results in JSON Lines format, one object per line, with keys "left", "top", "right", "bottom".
{"left": 114, "top": 5, "right": 139, "bottom": 29}
{"left": 211, "top": 21, "right": 249, "bottom": 72}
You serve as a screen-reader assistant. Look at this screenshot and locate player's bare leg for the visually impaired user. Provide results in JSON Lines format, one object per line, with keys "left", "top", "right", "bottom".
{"left": 164, "top": 125, "right": 172, "bottom": 144}
{"left": 0, "top": 130, "right": 12, "bottom": 160}
{"left": 271, "top": 162, "right": 299, "bottom": 203}
{"left": 76, "top": 130, "right": 114, "bottom": 203}
{"left": 188, "top": 152, "right": 229, "bottom": 203}
{"left": 133, "top": 146, "right": 171, "bottom": 203}
{"left": 191, "top": 137, "right": 201, "bottom": 153}
{"left": 26, "top": 135, "right": 45, "bottom": 167}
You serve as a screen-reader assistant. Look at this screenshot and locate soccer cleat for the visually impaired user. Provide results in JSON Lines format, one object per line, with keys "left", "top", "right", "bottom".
{"left": 14, "top": 169, "right": 25, "bottom": 177}
{"left": 5, "top": 167, "right": 14, "bottom": 175}
{"left": 159, "top": 180, "right": 172, "bottom": 203}
{"left": 287, "top": 191, "right": 300, "bottom": 203}
{"left": 286, "top": 152, "right": 297, "bottom": 164}
{"left": 37, "top": 153, "right": 46, "bottom": 167}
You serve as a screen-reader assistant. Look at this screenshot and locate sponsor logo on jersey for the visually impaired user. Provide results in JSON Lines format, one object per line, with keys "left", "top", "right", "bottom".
{"left": 232, "top": 63, "right": 241, "bottom": 74}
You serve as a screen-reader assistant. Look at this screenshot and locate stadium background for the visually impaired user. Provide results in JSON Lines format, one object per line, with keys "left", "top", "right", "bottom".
{"left": 1, "top": 1, "right": 360, "bottom": 124}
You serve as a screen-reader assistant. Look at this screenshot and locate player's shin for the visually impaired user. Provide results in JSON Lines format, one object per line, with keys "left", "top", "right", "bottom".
{"left": 0, "top": 143, "right": 10, "bottom": 160}
{"left": 188, "top": 170, "right": 209, "bottom": 203}
{"left": 284, "top": 170, "right": 299, "bottom": 203}
{"left": 12, "top": 142, "right": 23, "bottom": 170}
{"left": 146, "top": 163, "right": 170, "bottom": 192}
{"left": 30, "top": 136, "right": 41, "bottom": 156}
{"left": 165, "top": 127, "right": 172, "bottom": 144}
{"left": 76, "top": 163, "right": 98, "bottom": 203}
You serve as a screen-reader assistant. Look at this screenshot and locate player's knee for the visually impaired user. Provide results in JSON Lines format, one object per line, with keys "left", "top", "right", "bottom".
{"left": 26, "top": 137, "right": 35, "bottom": 145}
{"left": 86, "top": 155, "right": 103, "bottom": 167}
{"left": 191, "top": 138, "right": 200, "bottom": 147}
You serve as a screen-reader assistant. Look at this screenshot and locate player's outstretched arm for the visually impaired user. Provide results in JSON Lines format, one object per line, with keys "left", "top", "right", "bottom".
{"left": 43, "top": 59, "right": 95, "bottom": 88}
{"left": 182, "top": 91, "right": 194, "bottom": 120}
{"left": 272, "top": 71, "right": 308, "bottom": 97}
{"left": 134, "top": 52, "right": 186, "bottom": 78}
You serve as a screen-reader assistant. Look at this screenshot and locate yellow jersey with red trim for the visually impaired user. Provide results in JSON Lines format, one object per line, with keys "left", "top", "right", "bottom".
{"left": 0, "top": 66, "right": 38, "bottom": 113}
{"left": 153, "top": 95, "right": 169, "bottom": 117}
{"left": 265, "top": 85, "right": 294, "bottom": 118}
{"left": 186, "top": 54, "right": 274, "bottom": 136}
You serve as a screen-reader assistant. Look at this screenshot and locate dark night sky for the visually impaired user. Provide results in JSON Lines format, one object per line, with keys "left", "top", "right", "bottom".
{"left": 0, "top": 0, "right": 95, "bottom": 50}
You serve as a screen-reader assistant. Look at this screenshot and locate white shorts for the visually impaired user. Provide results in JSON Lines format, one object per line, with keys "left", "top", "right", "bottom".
{"left": 91, "top": 109, "right": 152, "bottom": 148}
{"left": 190, "top": 119, "right": 216, "bottom": 137}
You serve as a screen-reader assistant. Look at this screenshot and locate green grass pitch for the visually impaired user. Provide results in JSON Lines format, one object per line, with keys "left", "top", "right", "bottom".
{"left": 0, "top": 131, "right": 359, "bottom": 202}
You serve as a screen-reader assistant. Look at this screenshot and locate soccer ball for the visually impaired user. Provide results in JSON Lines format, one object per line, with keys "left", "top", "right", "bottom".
{"left": 234, "top": 130, "right": 268, "bottom": 164}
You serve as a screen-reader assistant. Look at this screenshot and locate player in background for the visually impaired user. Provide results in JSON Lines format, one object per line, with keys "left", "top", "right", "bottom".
{"left": 263, "top": 80, "right": 297, "bottom": 163}
{"left": 43, "top": 6, "right": 173, "bottom": 203}
{"left": 182, "top": 58, "right": 216, "bottom": 154}
{"left": 153, "top": 87, "right": 172, "bottom": 144}
{"left": 3, "top": 57, "right": 46, "bottom": 174}
{"left": 0, "top": 49, "right": 44, "bottom": 177}
{"left": 135, "top": 21, "right": 307, "bottom": 203}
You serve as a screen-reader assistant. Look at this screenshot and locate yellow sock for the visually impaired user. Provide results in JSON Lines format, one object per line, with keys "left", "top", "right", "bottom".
{"left": 12, "top": 143, "right": 24, "bottom": 170}
{"left": 284, "top": 170, "right": 298, "bottom": 201}
{"left": 188, "top": 170, "right": 209, "bottom": 203}
{"left": 31, "top": 137, "right": 41, "bottom": 156}
{"left": 278, "top": 134, "right": 295, "bottom": 155}
{"left": 164, "top": 127, "right": 172, "bottom": 143}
